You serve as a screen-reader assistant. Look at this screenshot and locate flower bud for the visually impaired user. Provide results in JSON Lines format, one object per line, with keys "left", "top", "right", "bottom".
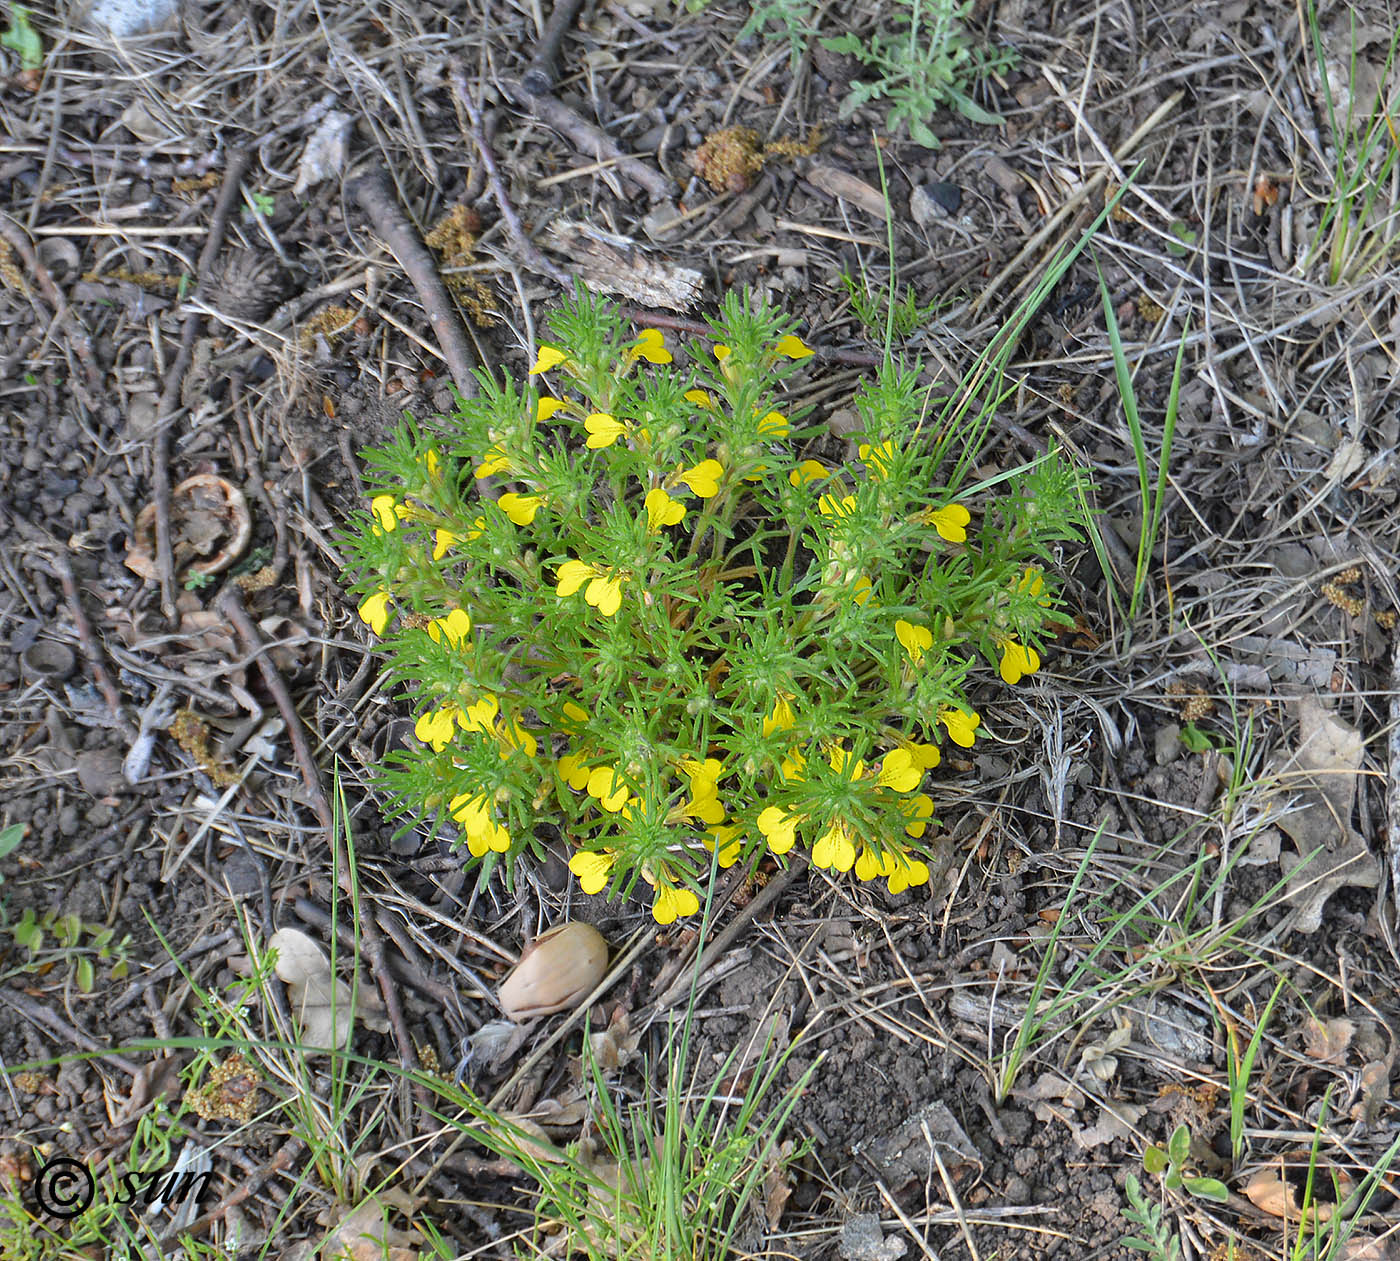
{"left": 498, "top": 922, "right": 609, "bottom": 1021}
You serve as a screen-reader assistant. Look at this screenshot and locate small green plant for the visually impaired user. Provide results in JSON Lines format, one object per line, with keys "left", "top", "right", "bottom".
{"left": 839, "top": 270, "right": 946, "bottom": 340}
{"left": 0, "top": 5, "right": 43, "bottom": 72}
{"left": 0, "top": 823, "right": 25, "bottom": 882}
{"left": 1, "top": 906, "right": 131, "bottom": 993}
{"left": 736, "top": 0, "right": 816, "bottom": 70}
{"left": 1143, "top": 1124, "right": 1230, "bottom": 1203}
{"left": 1302, "top": 2, "right": 1400, "bottom": 285}
{"left": 1096, "top": 265, "right": 1187, "bottom": 636}
{"left": 1120, "top": 1172, "right": 1180, "bottom": 1261}
{"left": 1225, "top": 978, "right": 1283, "bottom": 1168}
{"left": 182, "top": 569, "right": 215, "bottom": 591}
{"left": 434, "top": 878, "right": 816, "bottom": 1261}
{"left": 821, "top": 0, "right": 1018, "bottom": 148}
{"left": 342, "top": 285, "right": 1085, "bottom": 923}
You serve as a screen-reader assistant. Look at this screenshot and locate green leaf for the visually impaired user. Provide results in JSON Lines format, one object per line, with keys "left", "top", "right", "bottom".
{"left": 1184, "top": 1176, "right": 1230, "bottom": 1203}
{"left": 1180, "top": 722, "right": 1213, "bottom": 753}
{"left": 75, "top": 957, "right": 94, "bottom": 993}
{"left": 111, "top": 959, "right": 129, "bottom": 980}
{"left": 1166, "top": 221, "right": 1198, "bottom": 256}
{"left": 1, "top": 5, "right": 43, "bottom": 71}
{"left": 0, "top": 823, "right": 25, "bottom": 859}
{"left": 1168, "top": 1124, "right": 1191, "bottom": 1166}
{"left": 908, "top": 118, "right": 939, "bottom": 149}
{"left": 1142, "top": 1145, "right": 1169, "bottom": 1175}
{"left": 1164, "top": 1169, "right": 1183, "bottom": 1190}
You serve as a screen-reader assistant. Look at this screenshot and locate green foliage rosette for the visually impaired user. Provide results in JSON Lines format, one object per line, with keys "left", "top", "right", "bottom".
{"left": 342, "top": 289, "right": 1083, "bottom": 922}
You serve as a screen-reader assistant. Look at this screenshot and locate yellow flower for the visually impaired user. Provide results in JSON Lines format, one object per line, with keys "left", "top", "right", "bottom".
{"left": 924, "top": 503, "right": 970, "bottom": 543}
{"left": 758, "top": 411, "right": 788, "bottom": 438}
{"left": 812, "top": 820, "right": 856, "bottom": 871}
{"left": 499, "top": 493, "right": 544, "bottom": 525}
{"left": 458, "top": 694, "right": 499, "bottom": 734}
{"left": 559, "top": 700, "right": 589, "bottom": 732}
{"left": 858, "top": 440, "right": 894, "bottom": 479}
{"left": 895, "top": 618, "right": 933, "bottom": 665}
{"left": 630, "top": 328, "right": 672, "bottom": 364}
{"left": 466, "top": 516, "right": 485, "bottom": 541}
{"left": 529, "top": 345, "right": 569, "bottom": 375}
{"left": 433, "top": 529, "right": 457, "bottom": 560}
{"left": 449, "top": 792, "right": 510, "bottom": 856}
{"left": 586, "top": 765, "right": 630, "bottom": 812}
{"left": 556, "top": 558, "right": 595, "bottom": 597}
{"left": 876, "top": 748, "right": 922, "bottom": 793}
{"left": 998, "top": 639, "right": 1041, "bottom": 685}
{"left": 905, "top": 741, "right": 941, "bottom": 770}
{"left": 757, "top": 806, "right": 799, "bottom": 855}
{"left": 423, "top": 449, "right": 441, "bottom": 480}
{"left": 819, "top": 492, "right": 856, "bottom": 518}
{"left": 558, "top": 752, "right": 592, "bottom": 791}
{"left": 371, "top": 495, "right": 403, "bottom": 531}
{"left": 652, "top": 882, "right": 700, "bottom": 924}
{"left": 357, "top": 591, "right": 392, "bottom": 635}
{"left": 676, "top": 459, "right": 723, "bottom": 498}
{"left": 415, "top": 707, "right": 458, "bottom": 752}
{"left": 774, "top": 334, "right": 814, "bottom": 360}
{"left": 674, "top": 792, "right": 725, "bottom": 826}
{"left": 645, "top": 487, "right": 686, "bottom": 532}
{"left": 585, "top": 572, "right": 625, "bottom": 617}
{"left": 852, "top": 574, "right": 873, "bottom": 606}
{"left": 537, "top": 396, "right": 566, "bottom": 421}
{"left": 498, "top": 714, "right": 538, "bottom": 759}
{"left": 585, "top": 412, "right": 627, "bottom": 449}
{"left": 705, "top": 825, "right": 744, "bottom": 868}
{"left": 569, "top": 850, "right": 615, "bottom": 895}
{"left": 762, "top": 693, "right": 795, "bottom": 737}
{"left": 685, "top": 389, "right": 714, "bottom": 408}
{"left": 886, "top": 849, "right": 930, "bottom": 894}
{"left": 789, "top": 459, "right": 829, "bottom": 487}
{"left": 855, "top": 846, "right": 895, "bottom": 882}
{"left": 679, "top": 757, "right": 725, "bottom": 798}
{"left": 1019, "top": 566, "right": 1052, "bottom": 605}
{"left": 781, "top": 746, "right": 807, "bottom": 781}
{"left": 713, "top": 344, "right": 731, "bottom": 363}
{"left": 939, "top": 707, "right": 980, "bottom": 748}
{"left": 427, "top": 608, "right": 472, "bottom": 647}
{"left": 902, "top": 794, "right": 934, "bottom": 838}
{"left": 475, "top": 447, "right": 511, "bottom": 478}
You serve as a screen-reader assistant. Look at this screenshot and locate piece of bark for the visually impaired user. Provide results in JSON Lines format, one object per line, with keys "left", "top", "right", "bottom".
{"left": 544, "top": 219, "right": 702, "bottom": 310}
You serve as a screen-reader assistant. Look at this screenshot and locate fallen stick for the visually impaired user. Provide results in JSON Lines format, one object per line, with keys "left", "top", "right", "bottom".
{"left": 153, "top": 148, "right": 251, "bottom": 620}
{"left": 348, "top": 169, "right": 482, "bottom": 402}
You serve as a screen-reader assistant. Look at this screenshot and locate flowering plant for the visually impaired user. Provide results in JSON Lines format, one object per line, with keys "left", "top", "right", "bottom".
{"left": 342, "top": 288, "right": 1084, "bottom": 922}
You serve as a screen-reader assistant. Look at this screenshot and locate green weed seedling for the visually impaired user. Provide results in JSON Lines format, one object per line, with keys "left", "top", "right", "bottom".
{"left": 1143, "top": 1124, "right": 1229, "bottom": 1202}
{"left": 821, "top": 0, "right": 1017, "bottom": 148}
{"left": 1121, "top": 1125, "right": 1228, "bottom": 1261}
{"left": 0, "top": 823, "right": 24, "bottom": 881}
{"left": 1, "top": 906, "right": 131, "bottom": 993}
{"left": 839, "top": 270, "right": 947, "bottom": 341}
{"left": 1120, "top": 1172, "right": 1180, "bottom": 1261}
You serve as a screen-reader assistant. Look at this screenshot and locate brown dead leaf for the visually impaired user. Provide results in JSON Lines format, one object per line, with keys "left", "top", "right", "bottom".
{"left": 1253, "top": 176, "right": 1281, "bottom": 215}
{"left": 1303, "top": 1016, "right": 1356, "bottom": 1065}
{"left": 764, "top": 1140, "right": 795, "bottom": 1230}
{"left": 269, "top": 928, "right": 388, "bottom": 1051}
{"left": 319, "top": 1192, "right": 420, "bottom": 1261}
{"left": 111, "top": 1055, "right": 184, "bottom": 1126}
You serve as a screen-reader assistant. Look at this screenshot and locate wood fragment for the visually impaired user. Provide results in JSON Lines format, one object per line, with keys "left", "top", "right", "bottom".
{"left": 546, "top": 219, "right": 702, "bottom": 310}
